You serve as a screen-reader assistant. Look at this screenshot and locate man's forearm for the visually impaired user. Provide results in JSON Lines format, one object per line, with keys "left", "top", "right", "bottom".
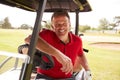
{"left": 36, "top": 37, "right": 62, "bottom": 57}
{"left": 25, "top": 35, "right": 60, "bottom": 56}
{"left": 79, "top": 53, "right": 90, "bottom": 71}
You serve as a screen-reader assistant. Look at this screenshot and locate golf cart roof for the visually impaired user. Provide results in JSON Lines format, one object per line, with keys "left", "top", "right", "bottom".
{"left": 0, "top": 0, "right": 92, "bottom": 12}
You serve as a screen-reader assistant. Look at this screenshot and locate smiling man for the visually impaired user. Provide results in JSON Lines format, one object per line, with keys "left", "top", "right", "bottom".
{"left": 24, "top": 10, "right": 92, "bottom": 80}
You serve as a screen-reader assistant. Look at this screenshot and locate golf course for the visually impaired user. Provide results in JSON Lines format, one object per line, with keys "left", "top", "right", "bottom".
{"left": 0, "top": 29, "right": 120, "bottom": 80}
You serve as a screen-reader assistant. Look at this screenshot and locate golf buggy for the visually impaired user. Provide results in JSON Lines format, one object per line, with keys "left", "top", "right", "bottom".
{"left": 0, "top": 0, "right": 92, "bottom": 80}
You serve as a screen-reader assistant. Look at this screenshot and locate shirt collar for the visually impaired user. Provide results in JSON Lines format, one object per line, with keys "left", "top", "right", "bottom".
{"left": 53, "top": 32, "right": 73, "bottom": 45}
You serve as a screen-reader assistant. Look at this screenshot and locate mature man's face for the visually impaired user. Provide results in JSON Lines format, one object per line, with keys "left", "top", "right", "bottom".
{"left": 52, "top": 16, "right": 71, "bottom": 37}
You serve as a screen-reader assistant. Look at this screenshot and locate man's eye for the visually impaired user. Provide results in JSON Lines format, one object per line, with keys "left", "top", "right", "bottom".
{"left": 55, "top": 23, "right": 67, "bottom": 27}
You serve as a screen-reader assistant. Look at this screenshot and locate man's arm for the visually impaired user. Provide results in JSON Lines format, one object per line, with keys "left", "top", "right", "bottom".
{"left": 73, "top": 53, "right": 90, "bottom": 72}
{"left": 77, "top": 53, "right": 90, "bottom": 71}
{"left": 73, "top": 53, "right": 92, "bottom": 80}
{"left": 24, "top": 35, "right": 73, "bottom": 74}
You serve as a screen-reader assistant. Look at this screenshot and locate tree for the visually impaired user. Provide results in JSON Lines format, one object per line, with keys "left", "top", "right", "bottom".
{"left": 109, "top": 16, "right": 120, "bottom": 29}
{"left": 79, "top": 25, "right": 91, "bottom": 32}
{"left": 113, "top": 16, "right": 120, "bottom": 27}
{"left": 18, "top": 24, "right": 33, "bottom": 29}
{"left": 2, "top": 17, "right": 12, "bottom": 29}
{"left": 98, "top": 18, "right": 109, "bottom": 30}
{"left": 109, "top": 23, "right": 117, "bottom": 29}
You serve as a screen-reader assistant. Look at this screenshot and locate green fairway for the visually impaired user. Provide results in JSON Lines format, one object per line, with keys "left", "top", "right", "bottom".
{"left": 0, "top": 29, "right": 32, "bottom": 73}
{"left": 0, "top": 29, "right": 32, "bottom": 52}
{"left": 83, "top": 42, "right": 120, "bottom": 80}
{"left": 0, "top": 29, "right": 120, "bottom": 80}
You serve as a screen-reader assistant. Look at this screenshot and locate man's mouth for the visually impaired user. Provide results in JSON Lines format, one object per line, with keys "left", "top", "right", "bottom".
{"left": 59, "top": 30, "right": 65, "bottom": 33}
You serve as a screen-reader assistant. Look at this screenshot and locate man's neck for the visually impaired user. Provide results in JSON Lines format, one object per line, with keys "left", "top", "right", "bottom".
{"left": 59, "top": 34, "right": 70, "bottom": 44}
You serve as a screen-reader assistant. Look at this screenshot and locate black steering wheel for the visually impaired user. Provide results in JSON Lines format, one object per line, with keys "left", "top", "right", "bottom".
{"left": 18, "top": 44, "right": 54, "bottom": 72}
{"left": 34, "top": 50, "right": 54, "bottom": 70}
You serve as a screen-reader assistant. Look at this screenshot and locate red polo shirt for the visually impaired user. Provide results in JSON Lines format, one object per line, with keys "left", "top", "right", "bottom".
{"left": 37, "top": 29, "right": 83, "bottom": 79}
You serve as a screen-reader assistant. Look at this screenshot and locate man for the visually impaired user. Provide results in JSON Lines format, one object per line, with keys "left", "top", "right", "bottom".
{"left": 23, "top": 10, "right": 92, "bottom": 80}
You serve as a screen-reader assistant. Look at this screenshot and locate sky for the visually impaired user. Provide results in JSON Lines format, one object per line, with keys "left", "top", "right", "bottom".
{"left": 0, "top": 0, "right": 120, "bottom": 28}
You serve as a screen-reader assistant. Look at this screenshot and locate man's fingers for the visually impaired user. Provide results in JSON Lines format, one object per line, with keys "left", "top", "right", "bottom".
{"left": 60, "top": 58, "right": 73, "bottom": 74}
{"left": 22, "top": 48, "right": 28, "bottom": 54}
{"left": 55, "top": 52, "right": 73, "bottom": 74}
{"left": 65, "top": 63, "right": 73, "bottom": 74}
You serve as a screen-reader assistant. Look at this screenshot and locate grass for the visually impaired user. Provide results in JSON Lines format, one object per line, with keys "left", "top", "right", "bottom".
{"left": 83, "top": 41, "right": 120, "bottom": 80}
{"left": 0, "top": 29, "right": 32, "bottom": 52}
{"left": 0, "top": 29, "right": 120, "bottom": 80}
{"left": 0, "top": 29, "right": 32, "bottom": 73}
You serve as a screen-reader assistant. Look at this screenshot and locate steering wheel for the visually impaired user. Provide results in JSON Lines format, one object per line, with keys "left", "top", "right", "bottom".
{"left": 35, "top": 50, "right": 54, "bottom": 70}
{"left": 18, "top": 44, "right": 54, "bottom": 71}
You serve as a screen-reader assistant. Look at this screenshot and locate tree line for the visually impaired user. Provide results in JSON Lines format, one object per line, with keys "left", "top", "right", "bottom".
{"left": 0, "top": 16, "right": 120, "bottom": 33}
{"left": 0, "top": 17, "right": 33, "bottom": 29}
{"left": 79, "top": 16, "right": 120, "bottom": 32}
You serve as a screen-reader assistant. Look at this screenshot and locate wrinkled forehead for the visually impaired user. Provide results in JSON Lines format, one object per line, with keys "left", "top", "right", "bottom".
{"left": 52, "top": 15, "right": 70, "bottom": 23}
